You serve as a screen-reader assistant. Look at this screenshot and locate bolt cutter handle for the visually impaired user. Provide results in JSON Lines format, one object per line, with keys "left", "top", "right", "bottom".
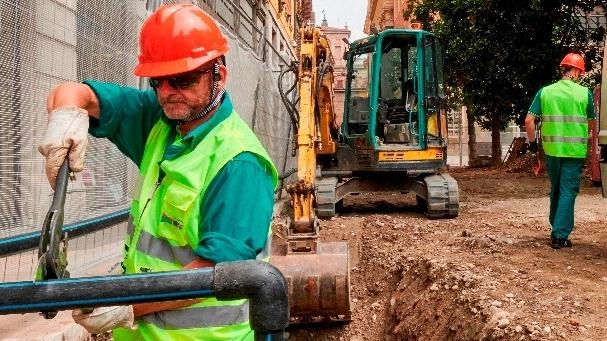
{"left": 37, "top": 159, "right": 71, "bottom": 319}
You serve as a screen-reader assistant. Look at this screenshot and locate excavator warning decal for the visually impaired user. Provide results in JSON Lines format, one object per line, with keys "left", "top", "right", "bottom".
{"left": 379, "top": 149, "right": 443, "bottom": 161}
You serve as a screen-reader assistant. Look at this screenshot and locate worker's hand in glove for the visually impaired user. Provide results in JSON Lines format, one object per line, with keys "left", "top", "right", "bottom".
{"left": 38, "top": 106, "right": 89, "bottom": 189}
{"left": 528, "top": 140, "right": 538, "bottom": 153}
{"left": 72, "top": 306, "right": 135, "bottom": 334}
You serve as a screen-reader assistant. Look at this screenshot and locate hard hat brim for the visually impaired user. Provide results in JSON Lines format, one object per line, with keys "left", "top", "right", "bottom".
{"left": 134, "top": 50, "right": 226, "bottom": 77}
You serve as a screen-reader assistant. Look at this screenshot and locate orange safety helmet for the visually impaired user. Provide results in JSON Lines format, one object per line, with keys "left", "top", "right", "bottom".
{"left": 559, "top": 53, "right": 585, "bottom": 74}
{"left": 133, "top": 4, "right": 229, "bottom": 77}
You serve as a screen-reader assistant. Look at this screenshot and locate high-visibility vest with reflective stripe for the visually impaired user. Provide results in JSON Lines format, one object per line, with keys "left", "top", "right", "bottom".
{"left": 113, "top": 112, "right": 278, "bottom": 341}
{"left": 540, "top": 80, "right": 590, "bottom": 158}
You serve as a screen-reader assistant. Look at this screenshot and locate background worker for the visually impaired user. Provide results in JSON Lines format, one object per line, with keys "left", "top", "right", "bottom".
{"left": 38, "top": 4, "right": 278, "bottom": 340}
{"left": 525, "top": 52, "right": 596, "bottom": 250}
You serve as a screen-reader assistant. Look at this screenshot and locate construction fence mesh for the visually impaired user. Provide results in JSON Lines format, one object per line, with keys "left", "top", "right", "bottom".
{"left": 0, "top": 0, "right": 296, "bottom": 282}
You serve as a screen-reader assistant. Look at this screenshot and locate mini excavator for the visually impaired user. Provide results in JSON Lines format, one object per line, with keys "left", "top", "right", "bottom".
{"left": 271, "top": 25, "right": 459, "bottom": 323}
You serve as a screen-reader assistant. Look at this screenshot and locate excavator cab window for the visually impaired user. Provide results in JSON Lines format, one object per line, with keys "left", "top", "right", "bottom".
{"left": 347, "top": 52, "right": 372, "bottom": 135}
{"left": 423, "top": 35, "right": 446, "bottom": 139}
{"left": 376, "top": 35, "right": 418, "bottom": 145}
{"left": 343, "top": 32, "right": 446, "bottom": 148}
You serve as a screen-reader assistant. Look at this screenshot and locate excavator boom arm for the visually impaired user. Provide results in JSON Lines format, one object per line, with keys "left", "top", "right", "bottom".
{"left": 287, "top": 27, "right": 337, "bottom": 232}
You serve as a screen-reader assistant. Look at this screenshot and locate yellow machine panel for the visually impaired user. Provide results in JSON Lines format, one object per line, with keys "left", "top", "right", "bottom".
{"left": 378, "top": 148, "right": 444, "bottom": 161}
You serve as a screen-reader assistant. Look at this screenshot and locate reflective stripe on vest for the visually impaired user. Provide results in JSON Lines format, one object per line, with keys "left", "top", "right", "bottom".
{"left": 117, "top": 111, "right": 278, "bottom": 341}
{"left": 135, "top": 229, "right": 271, "bottom": 266}
{"left": 137, "top": 230, "right": 198, "bottom": 266}
{"left": 541, "top": 115, "right": 587, "bottom": 124}
{"left": 540, "top": 80, "right": 589, "bottom": 158}
{"left": 542, "top": 135, "right": 588, "bottom": 144}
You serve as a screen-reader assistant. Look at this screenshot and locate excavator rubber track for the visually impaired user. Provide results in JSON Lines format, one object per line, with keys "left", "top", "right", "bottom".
{"left": 316, "top": 177, "right": 339, "bottom": 218}
{"left": 420, "top": 173, "right": 459, "bottom": 219}
{"left": 316, "top": 173, "right": 459, "bottom": 219}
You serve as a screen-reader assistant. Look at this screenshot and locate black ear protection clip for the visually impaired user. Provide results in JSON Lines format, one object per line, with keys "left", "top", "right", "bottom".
{"left": 213, "top": 62, "right": 220, "bottom": 81}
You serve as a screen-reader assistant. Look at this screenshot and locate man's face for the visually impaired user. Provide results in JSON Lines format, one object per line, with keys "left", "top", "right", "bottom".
{"left": 150, "top": 62, "right": 223, "bottom": 121}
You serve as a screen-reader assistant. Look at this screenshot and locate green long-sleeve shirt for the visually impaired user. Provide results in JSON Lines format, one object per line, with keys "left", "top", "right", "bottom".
{"left": 84, "top": 80, "right": 275, "bottom": 263}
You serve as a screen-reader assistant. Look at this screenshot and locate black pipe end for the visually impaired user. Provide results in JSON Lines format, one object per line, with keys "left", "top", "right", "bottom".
{"left": 214, "top": 260, "right": 289, "bottom": 332}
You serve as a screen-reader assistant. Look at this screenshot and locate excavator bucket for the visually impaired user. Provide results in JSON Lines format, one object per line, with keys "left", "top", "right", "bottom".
{"left": 270, "top": 240, "right": 350, "bottom": 323}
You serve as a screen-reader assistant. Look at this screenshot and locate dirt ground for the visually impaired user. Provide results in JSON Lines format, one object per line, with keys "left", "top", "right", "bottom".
{"left": 281, "top": 154, "right": 607, "bottom": 341}
{"left": 87, "top": 155, "right": 606, "bottom": 341}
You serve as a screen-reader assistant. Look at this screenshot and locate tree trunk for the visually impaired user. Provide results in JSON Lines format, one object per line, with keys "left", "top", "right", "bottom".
{"left": 467, "top": 107, "right": 477, "bottom": 161}
{"left": 491, "top": 112, "right": 502, "bottom": 165}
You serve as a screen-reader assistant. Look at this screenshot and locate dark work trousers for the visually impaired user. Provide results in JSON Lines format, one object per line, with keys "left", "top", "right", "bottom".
{"left": 545, "top": 155, "right": 585, "bottom": 239}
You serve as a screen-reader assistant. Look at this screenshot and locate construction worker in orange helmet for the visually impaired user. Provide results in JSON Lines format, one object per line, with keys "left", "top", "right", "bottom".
{"left": 524, "top": 52, "right": 595, "bottom": 250}
{"left": 559, "top": 52, "right": 586, "bottom": 74}
{"left": 38, "top": 4, "right": 278, "bottom": 340}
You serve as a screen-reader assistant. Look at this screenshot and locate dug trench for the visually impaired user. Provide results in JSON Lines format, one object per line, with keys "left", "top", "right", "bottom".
{"left": 282, "top": 164, "right": 607, "bottom": 341}
{"left": 277, "top": 214, "right": 509, "bottom": 341}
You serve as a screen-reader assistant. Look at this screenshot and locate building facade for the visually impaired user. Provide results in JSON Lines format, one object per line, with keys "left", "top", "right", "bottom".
{"left": 364, "top": 0, "right": 411, "bottom": 33}
{"left": 318, "top": 16, "right": 351, "bottom": 126}
{"left": 199, "top": 0, "right": 309, "bottom": 69}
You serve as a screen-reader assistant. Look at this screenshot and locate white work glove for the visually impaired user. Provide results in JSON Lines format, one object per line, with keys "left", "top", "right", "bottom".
{"left": 38, "top": 106, "right": 89, "bottom": 189}
{"left": 72, "top": 306, "right": 135, "bottom": 334}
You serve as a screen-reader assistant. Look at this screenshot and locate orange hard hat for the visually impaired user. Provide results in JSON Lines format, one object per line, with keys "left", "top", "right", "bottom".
{"left": 559, "top": 53, "right": 585, "bottom": 73}
{"left": 133, "top": 4, "right": 229, "bottom": 77}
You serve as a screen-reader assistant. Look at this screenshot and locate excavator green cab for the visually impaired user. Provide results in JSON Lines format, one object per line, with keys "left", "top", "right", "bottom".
{"left": 316, "top": 28, "right": 459, "bottom": 218}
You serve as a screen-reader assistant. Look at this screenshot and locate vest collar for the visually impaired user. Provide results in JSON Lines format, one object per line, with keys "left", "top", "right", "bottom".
{"left": 183, "top": 92, "right": 233, "bottom": 144}
{"left": 163, "top": 93, "right": 234, "bottom": 160}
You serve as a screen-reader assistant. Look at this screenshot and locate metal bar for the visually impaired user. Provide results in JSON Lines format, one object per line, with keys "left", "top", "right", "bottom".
{"left": 0, "top": 268, "right": 214, "bottom": 312}
{"left": 39, "top": 160, "right": 70, "bottom": 281}
{"left": 0, "top": 209, "right": 130, "bottom": 257}
{"left": 0, "top": 260, "right": 288, "bottom": 340}
{"left": 48, "top": 161, "right": 70, "bottom": 215}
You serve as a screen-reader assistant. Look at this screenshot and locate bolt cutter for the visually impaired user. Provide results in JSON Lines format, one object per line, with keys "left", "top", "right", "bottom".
{"left": 36, "top": 159, "right": 71, "bottom": 319}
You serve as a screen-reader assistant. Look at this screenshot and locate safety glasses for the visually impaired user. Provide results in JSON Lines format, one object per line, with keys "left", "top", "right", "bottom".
{"left": 148, "top": 66, "right": 212, "bottom": 90}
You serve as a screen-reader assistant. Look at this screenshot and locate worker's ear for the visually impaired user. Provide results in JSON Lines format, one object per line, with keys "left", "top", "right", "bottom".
{"left": 216, "top": 64, "right": 228, "bottom": 88}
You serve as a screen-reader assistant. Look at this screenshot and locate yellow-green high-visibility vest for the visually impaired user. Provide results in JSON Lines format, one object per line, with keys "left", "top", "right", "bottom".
{"left": 540, "top": 80, "right": 590, "bottom": 158}
{"left": 114, "top": 111, "right": 278, "bottom": 341}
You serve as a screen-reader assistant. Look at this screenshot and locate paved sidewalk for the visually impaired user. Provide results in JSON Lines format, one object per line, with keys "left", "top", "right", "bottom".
{"left": 0, "top": 311, "right": 89, "bottom": 341}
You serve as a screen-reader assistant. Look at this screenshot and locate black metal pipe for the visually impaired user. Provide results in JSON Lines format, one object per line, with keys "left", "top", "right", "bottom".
{"left": 0, "top": 209, "right": 130, "bottom": 257}
{"left": 0, "top": 260, "right": 287, "bottom": 340}
{"left": 214, "top": 260, "right": 289, "bottom": 338}
{"left": 0, "top": 267, "right": 215, "bottom": 312}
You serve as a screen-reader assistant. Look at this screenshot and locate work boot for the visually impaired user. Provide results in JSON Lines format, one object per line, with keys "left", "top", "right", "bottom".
{"left": 551, "top": 238, "right": 572, "bottom": 249}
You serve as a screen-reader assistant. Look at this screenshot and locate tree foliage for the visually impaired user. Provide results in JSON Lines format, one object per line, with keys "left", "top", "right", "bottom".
{"left": 406, "top": 0, "right": 606, "bottom": 160}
